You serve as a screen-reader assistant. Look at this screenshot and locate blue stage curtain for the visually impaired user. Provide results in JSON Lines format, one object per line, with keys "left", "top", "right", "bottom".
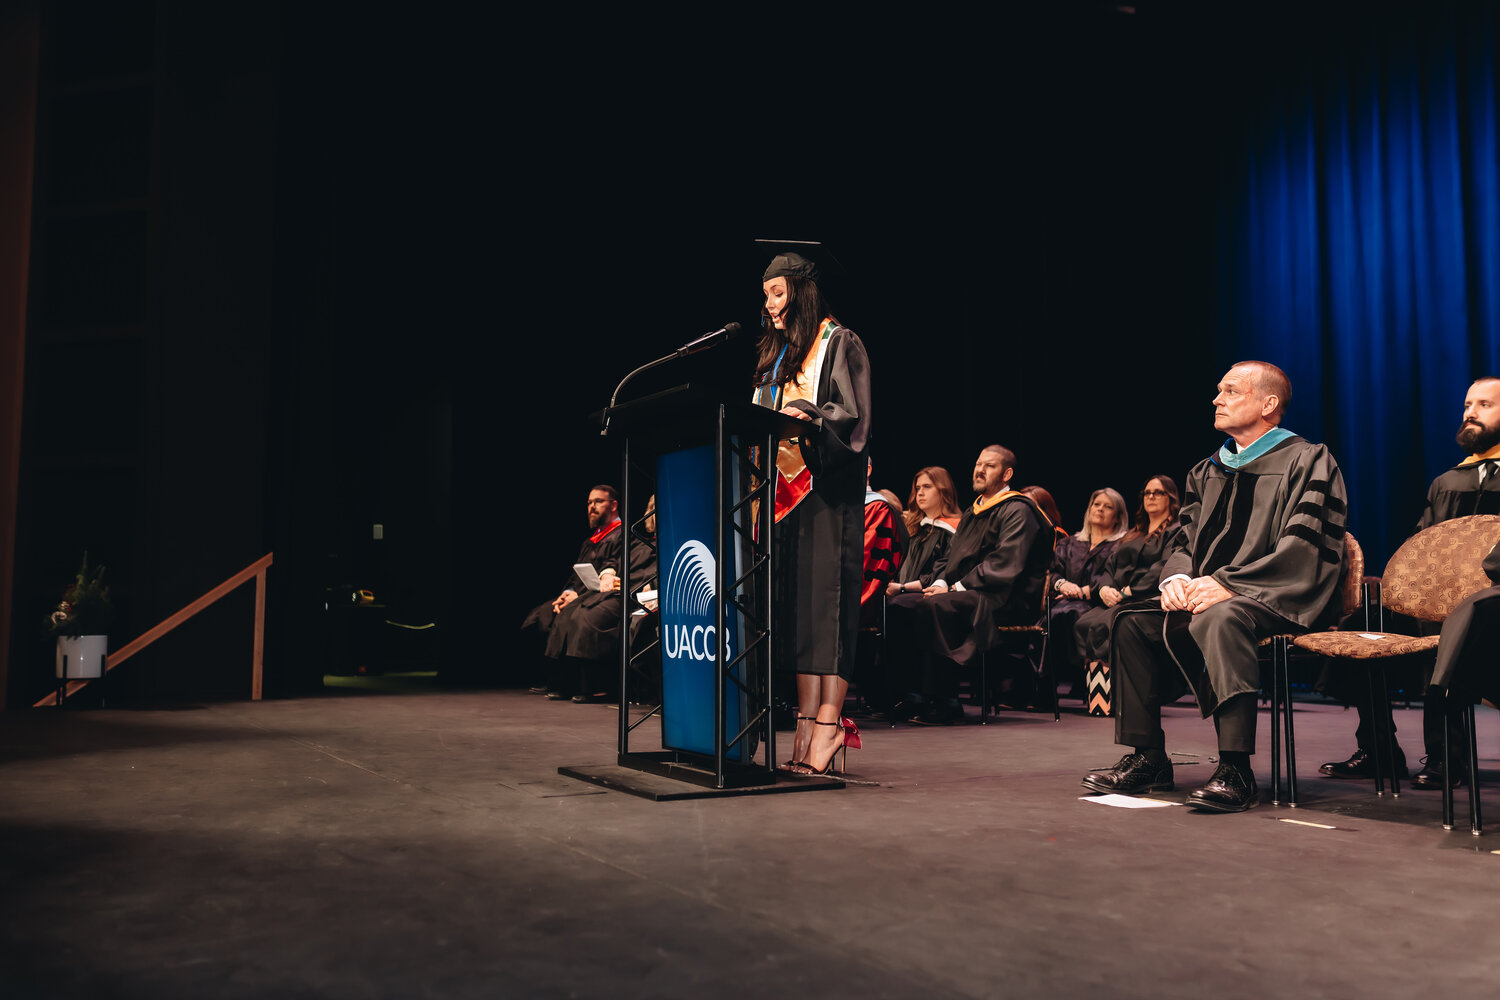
{"left": 1218, "top": 9, "right": 1500, "bottom": 568}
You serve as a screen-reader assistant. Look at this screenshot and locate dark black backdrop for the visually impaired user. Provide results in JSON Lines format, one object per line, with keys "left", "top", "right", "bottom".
{"left": 480, "top": 6, "right": 1230, "bottom": 677}
{"left": 10, "top": 2, "right": 1332, "bottom": 702}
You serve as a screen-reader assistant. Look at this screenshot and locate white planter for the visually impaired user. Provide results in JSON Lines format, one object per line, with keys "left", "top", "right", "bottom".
{"left": 56, "top": 634, "right": 107, "bottom": 679}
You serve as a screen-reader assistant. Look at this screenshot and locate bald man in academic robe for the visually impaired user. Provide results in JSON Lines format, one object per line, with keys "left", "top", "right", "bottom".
{"left": 1082, "top": 361, "right": 1348, "bottom": 812}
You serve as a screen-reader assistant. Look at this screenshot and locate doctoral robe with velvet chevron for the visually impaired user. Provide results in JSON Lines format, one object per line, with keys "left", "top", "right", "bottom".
{"left": 1150, "top": 435, "right": 1348, "bottom": 713}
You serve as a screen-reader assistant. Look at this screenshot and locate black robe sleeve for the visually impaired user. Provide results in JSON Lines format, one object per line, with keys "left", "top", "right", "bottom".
{"left": 1092, "top": 536, "right": 1134, "bottom": 594}
{"left": 1050, "top": 535, "right": 1084, "bottom": 585}
{"left": 897, "top": 524, "right": 950, "bottom": 587}
{"left": 1126, "top": 522, "right": 1182, "bottom": 600}
{"left": 561, "top": 538, "right": 593, "bottom": 594}
{"left": 784, "top": 328, "right": 872, "bottom": 480}
{"left": 572, "top": 530, "right": 628, "bottom": 611}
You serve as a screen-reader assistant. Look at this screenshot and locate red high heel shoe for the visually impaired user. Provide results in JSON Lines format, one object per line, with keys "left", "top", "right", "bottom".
{"left": 790, "top": 718, "right": 862, "bottom": 775}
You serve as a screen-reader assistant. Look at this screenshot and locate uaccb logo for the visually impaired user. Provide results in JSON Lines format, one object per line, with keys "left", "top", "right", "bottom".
{"left": 662, "top": 540, "right": 732, "bottom": 662}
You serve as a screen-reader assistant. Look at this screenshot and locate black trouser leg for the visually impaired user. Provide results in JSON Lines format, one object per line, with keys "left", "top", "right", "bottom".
{"left": 921, "top": 653, "right": 956, "bottom": 703}
{"left": 1354, "top": 682, "right": 1400, "bottom": 752}
{"left": 1320, "top": 662, "right": 1398, "bottom": 753}
{"left": 545, "top": 655, "right": 579, "bottom": 696}
{"left": 1424, "top": 694, "right": 1469, "bottom": 768}
{"left": 1213, "top": 692, "right": 1258, "bottom": 754}
{"left": 883, "top": 595, "right": 927, "bottom": 700}
{"left": 1112, "top": 610, "right": 1187, "bottom": 750}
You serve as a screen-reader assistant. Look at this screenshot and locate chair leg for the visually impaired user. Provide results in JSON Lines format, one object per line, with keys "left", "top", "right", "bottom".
{"left": 1282, "top": 637, "right": 1297, "bottom": 806}
{"left": 1038, "top": 634, "right": 1059, "bottom": 723}
{"left": 1443, "top": 699, "right": 1456, "bottom": 831}
{"left": 1368, "top": 670, "right": 1387, "bottom": 797}
{"left": 1466, "top": 701, "right": 1482, "bottom": 837}
{"left": 1381, "top": 664, "right": 1400, "bottom": 798}
{"left": 979, "top": 650, "right": 988, "bottom": 726}
{"left": 1269, "top": 642, "right": 1283, "bottom": 806}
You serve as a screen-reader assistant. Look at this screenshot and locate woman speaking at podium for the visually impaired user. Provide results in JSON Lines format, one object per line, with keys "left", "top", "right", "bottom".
{"left": 752, "top": 246, "right": 872, "bottom": 775}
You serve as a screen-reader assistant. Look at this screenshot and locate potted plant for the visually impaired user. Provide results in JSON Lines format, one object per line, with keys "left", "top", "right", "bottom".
{"left": 48, "top": 553, "right": 112, "bottom": 680}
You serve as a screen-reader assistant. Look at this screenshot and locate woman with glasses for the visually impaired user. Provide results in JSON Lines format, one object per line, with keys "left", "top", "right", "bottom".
{"left": 1072, "top": 475, "right": 1184, "bottom": 701}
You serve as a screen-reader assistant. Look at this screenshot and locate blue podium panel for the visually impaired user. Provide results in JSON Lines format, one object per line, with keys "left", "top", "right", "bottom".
{"left": 656, "top": 444, "right": 750, "bottom": 763}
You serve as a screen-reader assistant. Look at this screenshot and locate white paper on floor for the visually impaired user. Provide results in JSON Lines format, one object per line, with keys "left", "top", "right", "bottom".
{"left": 1079, "top": 794, "right": 1181, "bottom": 808}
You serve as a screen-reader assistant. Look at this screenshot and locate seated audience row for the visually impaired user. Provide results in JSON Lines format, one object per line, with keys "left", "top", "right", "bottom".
{"left": 520, "top": 370, "right": 1499, "bottom": 817}
{"left": 881, "top": 445, "right": 1055, "bottom": 724}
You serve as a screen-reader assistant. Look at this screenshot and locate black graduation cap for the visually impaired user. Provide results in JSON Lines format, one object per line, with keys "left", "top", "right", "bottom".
{"left": 754, "top": 238, "right": 848, "bottom": 286}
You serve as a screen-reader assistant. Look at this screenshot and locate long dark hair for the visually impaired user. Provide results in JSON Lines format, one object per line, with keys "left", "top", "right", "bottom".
{"left": 753, "top": 276, "right": 838, "bottom": 388}
{"left": 903, "top": 466, "right": 962, "bottom": 535}
{"left": 1131, "top": 474, "right": 1181, "bottom": 535}
{"left": 1018, "top": 485, "right": 1064, "bottom": 536}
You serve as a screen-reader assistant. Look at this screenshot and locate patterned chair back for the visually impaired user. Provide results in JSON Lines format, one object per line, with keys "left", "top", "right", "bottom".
{"left": 1382, "top": 514, "right": 1500, "bottom": 622}
{"left": 1337, "top": 532, "right": 1365, "bottom": 619}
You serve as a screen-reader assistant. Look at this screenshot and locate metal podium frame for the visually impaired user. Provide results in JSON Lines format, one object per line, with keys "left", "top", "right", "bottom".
{"left": 603, "top": 386, "right": 810, "bottom": 791}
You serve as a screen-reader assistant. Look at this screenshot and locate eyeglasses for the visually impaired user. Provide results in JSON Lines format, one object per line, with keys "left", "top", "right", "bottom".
{"left": 1141, "top": 489, "right": 1169, "bottom": 498}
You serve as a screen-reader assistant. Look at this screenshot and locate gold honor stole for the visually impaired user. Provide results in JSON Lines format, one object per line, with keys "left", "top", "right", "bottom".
{"left": 752, "top": 319, "right": 837, "bottom": 523}
{"left": 973, "top": 489, "right": 1026, "bottom": 515}
{"left": 1458, "top": 442, "right": 1500, "bottom": 466}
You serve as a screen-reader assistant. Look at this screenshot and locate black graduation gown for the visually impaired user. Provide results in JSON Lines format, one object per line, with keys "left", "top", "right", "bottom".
{"left": 1415, "top": 458, "right": 1500, "bottom": 531}
{"left": 1048, "top": 533, "right": 1120, "bottom": 673}
{"left": 1146, "top": 436, "right": 1347, "bottom": 715}
{"left": 766, "top": 326, "right": 872, "bottom": 679}
{"left": 895, "top": 519, "right": 955, "bottom": 588}
{"left": 1051, "top": 535, "right": 1120, "bottom": 601}
{"left": 1430, "top": 541, "right": 1500, "bottom": 699}
{"left": 1097, "top": 521, "right": 1183, "bottom": 601}
{"left": 1072, "top": 520, "right": 1182, "bottom": 662}
{"left": 888, "top": 494, "right": 1052, "bottom": 667}
{"left": 544, "top": 535, "right": 654, "bottom": 662}
{"left": 520, "top": 521, "right": 625, "bottom": 644}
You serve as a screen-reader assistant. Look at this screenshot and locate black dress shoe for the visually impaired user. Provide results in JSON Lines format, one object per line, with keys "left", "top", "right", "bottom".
{"left": 1187, "top": 763, "right": 1259, "bottom": 812}
{"left": 1411, "top": 758, "right": 1466, "bottom": 790}
{"left": 909, "top": 701, "right": 964, "bottom": 726}
{"left": 571, "top": 692, "right": 614, "bottom": 704}
{"left": 527, "top": 685, "right": 550, "bottom": 695}
{"left": 544, "top": 690, "right": 569, "bottom": 700}
{"left": 1318, "top": 748, "right": 1408, "bottom": 780}
{"left": 1081, "top": 752, "right": 1174, "bottom": 795}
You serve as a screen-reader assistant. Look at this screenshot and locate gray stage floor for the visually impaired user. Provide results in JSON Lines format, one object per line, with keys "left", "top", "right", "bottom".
{"left": 2, "top": 685, "right": 1498, "bottom": 999}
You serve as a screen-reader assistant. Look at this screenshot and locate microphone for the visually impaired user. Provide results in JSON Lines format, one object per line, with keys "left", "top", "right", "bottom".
{"left": 675, "top": 321, "right": 743, "bottom": 357}
{"left": 600, "top": 321, "right": 744, "bottom": 435}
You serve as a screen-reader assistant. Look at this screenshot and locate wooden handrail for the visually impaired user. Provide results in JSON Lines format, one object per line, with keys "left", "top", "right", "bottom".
{"left": 35, "top": 552, "right": 273, "bottom": 707}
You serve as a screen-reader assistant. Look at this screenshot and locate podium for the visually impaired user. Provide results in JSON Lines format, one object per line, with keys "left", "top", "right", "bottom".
{"left": 567, "top": 384, "right": 838, "bottom": 795}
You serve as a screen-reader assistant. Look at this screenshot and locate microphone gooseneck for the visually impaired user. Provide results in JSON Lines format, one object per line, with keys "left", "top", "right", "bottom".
{"left": 674, "top": 321, "right": 743, "bottom": 358}
{"left": 600, "top": 322, "right": 744, "bottom": 436}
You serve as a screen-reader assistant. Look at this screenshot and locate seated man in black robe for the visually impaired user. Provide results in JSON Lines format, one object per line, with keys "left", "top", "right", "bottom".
{"left": 884, "top": 445, "right": 1053, "bottom": 724}
{"left": 519, "top": 485, "right": 624, "bottom": 699}
{"left": 1081, "top": 361, "right": 1347, "bottom": 812}
{"left": 1319, "top": 375, "right": 1500, "bottom": 787}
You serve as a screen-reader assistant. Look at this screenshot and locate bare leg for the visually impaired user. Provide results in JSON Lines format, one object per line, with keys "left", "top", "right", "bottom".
{"left": 798, "top": 675, "right": 852, "bottom": 773}
{"left": 788, "top": 673, "right": 820, "bottom": 765}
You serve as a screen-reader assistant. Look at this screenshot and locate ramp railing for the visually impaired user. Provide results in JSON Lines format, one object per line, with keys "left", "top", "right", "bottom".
{"left": 35, "top": 552, "right": 273, "bottom": 707}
